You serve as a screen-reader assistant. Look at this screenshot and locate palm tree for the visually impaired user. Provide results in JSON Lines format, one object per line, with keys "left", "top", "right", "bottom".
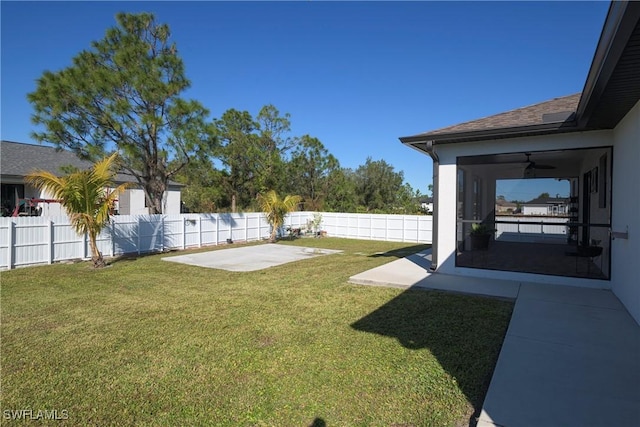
{"left": 257, "top": 190, "right": 302, "bottom": 242}
{"left": 26, "top": 153, "right": 128, "bottom": 268}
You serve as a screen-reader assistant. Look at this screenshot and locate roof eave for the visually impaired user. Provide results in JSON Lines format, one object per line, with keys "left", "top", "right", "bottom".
{"left": 576, "top": 1, "right": 640, "bottom": 128}
{"left": 399, "top": 120, "right": 579, "bottom": 146}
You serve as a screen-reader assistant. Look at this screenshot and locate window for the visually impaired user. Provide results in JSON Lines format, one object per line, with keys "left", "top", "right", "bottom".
{"left": 1, "top": 184, "right": 24, "bottom": 216}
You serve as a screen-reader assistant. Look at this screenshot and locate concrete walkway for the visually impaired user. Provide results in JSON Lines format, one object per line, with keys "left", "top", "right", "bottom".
{"left": 349, "top": 250, "right": 640, "bottom": 426}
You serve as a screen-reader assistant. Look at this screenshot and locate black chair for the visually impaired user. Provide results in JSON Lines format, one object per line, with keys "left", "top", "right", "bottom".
{"left": 568, "top": 245, "right": 603, "bottom": 275}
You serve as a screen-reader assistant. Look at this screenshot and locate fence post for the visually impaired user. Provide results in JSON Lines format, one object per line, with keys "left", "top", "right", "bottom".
{"left": 385, "top": 215, "right": 388, "bottom": 242}
{"left": 48, "top": 220, "right": 53, "bottom": 265}
{"left": 198, "top": 216, "right": 202, "bottom": 248}
{"left": 370, "top": 214, "right": 374, "bottom": 241}
{"left": 402, "top": 215, "right": 406, "bottom": 242}
{"left": 215, "top": 214, "right": 219, "bottom": 245}
{"left": 84, "top": 231, "right": 88, "bottom": 259}
{"left": 182, "top": 217, "right": 187, "bottom": 250}
{"left": 137, "top": 217, "right": 141, "bottom": 255}
{"left": 7, "top": 220, "right": 14, "bottom": 270}
{"left": 245, "top": 215, "right": 249, "bottom": 242}
{"left": 110, "top": 220, "right": 115, "bottom": 257}
{"left": 161, "top": 216, "right": 165, "bottom": 252}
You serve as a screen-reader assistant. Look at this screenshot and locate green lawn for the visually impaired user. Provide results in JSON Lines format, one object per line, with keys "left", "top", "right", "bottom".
{"left": 1, "top": 238, "right": 513, "bottom": 426}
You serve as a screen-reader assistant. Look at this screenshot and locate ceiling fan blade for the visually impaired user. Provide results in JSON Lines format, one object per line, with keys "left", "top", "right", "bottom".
{"left": 525, "top": 161, "right": 555, "bottom": 171}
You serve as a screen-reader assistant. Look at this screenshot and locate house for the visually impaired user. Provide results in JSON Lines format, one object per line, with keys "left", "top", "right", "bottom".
{"left": 495, "top": 198, "right": 518, "bottom": 214}
{"left": 0, "top": 141, "right": 183, "bottom": 216}
{"left": 418, "top": 196, "right": 433, "bottom": 213}
{"left": 400, "top": 2, "right": 640, "bottom": 325}
{"left": 521, "top": 196, "right": 569, "bottom": 216}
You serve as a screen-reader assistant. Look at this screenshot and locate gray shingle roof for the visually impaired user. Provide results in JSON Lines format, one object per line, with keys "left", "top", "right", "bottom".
{"left": 0, "top": 141, "right": 183, "bottom": 187}
{"left": 1, "top": 140, "right": 93, "bottom": 177}
{"left": 408, "top": 93, "right": 581, "bottom": 140}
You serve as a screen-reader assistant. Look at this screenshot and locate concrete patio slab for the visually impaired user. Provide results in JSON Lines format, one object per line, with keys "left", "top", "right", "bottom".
{"left": 161, "top": 244, "right": 342, "bottom": 271}
{"left": 348, "top": 250, "right": 431, "bottom": 289}
{"left": 348, "top": 249, "right": 520, "bottom": 299}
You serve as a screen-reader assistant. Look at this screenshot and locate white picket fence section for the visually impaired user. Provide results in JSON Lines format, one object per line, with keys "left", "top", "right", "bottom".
{"left": 0, "top": 212, "right": 433, "bottom": 270}
{"left": 495, "top": 215, "right": 569, "bottom": 244}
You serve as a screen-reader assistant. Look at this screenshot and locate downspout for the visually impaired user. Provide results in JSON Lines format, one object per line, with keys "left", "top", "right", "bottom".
{"left": 425, "top": 140, "right": 439, "bottom": 271}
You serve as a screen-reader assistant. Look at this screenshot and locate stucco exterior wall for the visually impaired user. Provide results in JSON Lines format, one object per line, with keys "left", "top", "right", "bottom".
{"left": 19, "top": 186, "right": 181, "bottom": 217}
{"left": 434, "top": 130, "right": 614, "bottom": 289}
{"left": 117, "top": 188, "right": 181, "bottom": 215}
{"left": 611, "top": 100, "right": 640, "bottom": 324}
{"left": 163, "top": 189, "right": 181, "bottom": 214}
{"left": 31, "top": 186, "right": 66, "bottom": 216}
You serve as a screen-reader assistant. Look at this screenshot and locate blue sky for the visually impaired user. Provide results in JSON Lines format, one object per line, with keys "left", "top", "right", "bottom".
{"left": 1, "top": 1, "right": 610, "bottom": 200}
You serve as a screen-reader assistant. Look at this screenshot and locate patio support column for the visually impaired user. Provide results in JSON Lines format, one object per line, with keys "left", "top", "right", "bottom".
{"left": 426, "top": 140, "right": 439, "bottom": 271}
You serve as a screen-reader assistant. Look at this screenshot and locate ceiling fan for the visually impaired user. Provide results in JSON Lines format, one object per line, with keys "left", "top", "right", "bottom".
{"left": 523, "top": 152, "right": 555, "bottom": 171}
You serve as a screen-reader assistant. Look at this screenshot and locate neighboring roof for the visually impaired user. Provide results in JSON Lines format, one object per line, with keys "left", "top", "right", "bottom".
{"left": 496, "top": 199, "right": 518, "bottom": 208}
{"left": 400, "top": 1, "right": 640, "bottom": 147}
{"left": 0, "top": 141, "right": 183, "bottom": 188}
{"left": 524, "top": 196, "right": 569, "bottom": 205}
{"left": 1, "top": 140, "right": 92, "bottom": 177}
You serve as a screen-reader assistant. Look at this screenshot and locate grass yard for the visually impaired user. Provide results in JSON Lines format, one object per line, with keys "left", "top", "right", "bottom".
{"left": 1, "top": 238, "right": 513, "bottom": 426}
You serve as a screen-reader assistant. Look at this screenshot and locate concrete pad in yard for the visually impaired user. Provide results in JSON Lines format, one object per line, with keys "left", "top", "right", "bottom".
{"left": 162, "top": 244, "right": 342, "bottom": 271}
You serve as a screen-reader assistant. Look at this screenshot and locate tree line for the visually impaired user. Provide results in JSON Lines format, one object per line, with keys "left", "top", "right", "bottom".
{"left": 28, "top": 12, "right": 423, "bottom": 215}
{"left": 175, "top": 104, "right": 421, "bottom": 213}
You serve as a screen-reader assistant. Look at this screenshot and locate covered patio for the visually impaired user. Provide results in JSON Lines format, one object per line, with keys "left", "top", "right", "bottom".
{"left": 455, "top": 146, "right": 611, "bottom": 280}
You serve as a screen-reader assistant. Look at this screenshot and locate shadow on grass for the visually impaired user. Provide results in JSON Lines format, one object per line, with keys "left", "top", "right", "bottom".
{"left": 106, "top": 240, "right": 267, "bottom": 266}
{"left": 309, "top": 418, "right": 325, "bottom": 427}
{"left": 369, "top": 244, "right": 431, "bottom": 259}
{"left": 351, "top": 286, "right": 513, "bottom": 426}
{"left": 106, "top": 249, "right": 176, "bottom": 265}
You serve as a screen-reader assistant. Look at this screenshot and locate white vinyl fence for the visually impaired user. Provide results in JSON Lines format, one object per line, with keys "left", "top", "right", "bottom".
{"left": 0, "top": 212, "right": 433, "bottom": 270}
{"left": 495, "top": 215, "right": 569, "bottom": 244}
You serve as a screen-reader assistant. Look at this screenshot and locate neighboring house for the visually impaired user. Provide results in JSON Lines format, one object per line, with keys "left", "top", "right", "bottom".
{"left": 400, "top": 2, "right": 640, "bottom": 325}
{"left": 418, "top": 196, "right": 433, "bottom": 213}
{"left": 495, "top": 199, "right": 518, "bottom": 214}
{"left": 0, "top": 141, "right": 183, "bottom": 216}
{"left": 521, "top": 196, "right": 569, "bottom": 216}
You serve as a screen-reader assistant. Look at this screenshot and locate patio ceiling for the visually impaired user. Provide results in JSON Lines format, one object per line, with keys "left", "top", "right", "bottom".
{"left": 457, "top": 148, "right": 605, "bottom": 180}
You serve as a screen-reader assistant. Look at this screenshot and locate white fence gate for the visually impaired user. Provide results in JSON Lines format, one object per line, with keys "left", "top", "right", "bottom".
{"left": 0, "top": 212, "right": 433, "bottom": 270}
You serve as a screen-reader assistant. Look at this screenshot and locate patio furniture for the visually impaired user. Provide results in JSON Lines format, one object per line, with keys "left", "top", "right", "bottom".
{"left": 566, "top": 245, "right": 603, "bottom": 275}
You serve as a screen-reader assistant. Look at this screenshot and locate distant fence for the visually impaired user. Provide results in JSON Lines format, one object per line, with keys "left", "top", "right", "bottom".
{"left": 0, "top": 212, "right": 433, "bottom": 270}
{"left": 495, "top": 215, "right": 569, "bottom": 244}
